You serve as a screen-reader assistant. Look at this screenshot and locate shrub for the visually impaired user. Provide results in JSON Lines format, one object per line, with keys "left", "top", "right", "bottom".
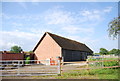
{"left": 25, "top": 56, "right": 30, "bottom": 64}
{"left": 103, "top": 61, "right": 119, "bottom": 67}
{"left": 88, "top": 58, "right": 119, "bottom": 67}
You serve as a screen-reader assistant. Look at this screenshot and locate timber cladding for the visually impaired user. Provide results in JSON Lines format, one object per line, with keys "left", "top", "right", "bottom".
{"left": 62, "top": 49, "right": 87, "bottom": 61}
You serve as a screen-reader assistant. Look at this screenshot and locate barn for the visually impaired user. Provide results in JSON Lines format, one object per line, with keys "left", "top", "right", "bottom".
{"left": 33, "top": 32, "right": 93, "bottom": 62}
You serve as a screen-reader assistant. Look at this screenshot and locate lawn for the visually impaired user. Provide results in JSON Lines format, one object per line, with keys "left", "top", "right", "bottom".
{"left": 55, "top": 68, "right": 119, "bottom": 79}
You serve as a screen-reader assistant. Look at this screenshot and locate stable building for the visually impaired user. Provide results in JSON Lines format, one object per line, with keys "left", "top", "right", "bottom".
{"left": 33, "top": 32, "right": 93, "bottom": 62}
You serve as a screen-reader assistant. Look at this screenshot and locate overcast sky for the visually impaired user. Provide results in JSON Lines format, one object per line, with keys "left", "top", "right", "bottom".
{"left": 1, "top": 2, "right": 118, "bottom": 52}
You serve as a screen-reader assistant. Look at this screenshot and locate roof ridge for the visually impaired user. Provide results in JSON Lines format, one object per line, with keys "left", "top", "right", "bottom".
{"left": 33, "top": 32, "right": 93, "bottom": 53}
{"left": 47, "top": 32, "right": 84, "bottom": 45}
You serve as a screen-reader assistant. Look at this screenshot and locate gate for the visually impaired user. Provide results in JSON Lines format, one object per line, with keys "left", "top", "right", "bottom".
{"left": 0, "top": 60, "right": 61, "bottom": 76}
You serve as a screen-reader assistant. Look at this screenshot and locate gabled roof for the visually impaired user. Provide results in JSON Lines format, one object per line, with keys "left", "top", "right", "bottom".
{"left": 33, "top": 32, "right": 93, "bottom": 53}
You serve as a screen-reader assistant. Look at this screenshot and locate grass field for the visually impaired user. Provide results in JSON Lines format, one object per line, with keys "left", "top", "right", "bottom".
{"left": 56, "top": 68, "right": 119, "bottom": 79}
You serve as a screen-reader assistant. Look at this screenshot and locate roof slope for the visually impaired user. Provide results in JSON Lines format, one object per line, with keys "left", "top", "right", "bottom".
{"left": 33, "top": 32, "right": 93, "bottom": 53}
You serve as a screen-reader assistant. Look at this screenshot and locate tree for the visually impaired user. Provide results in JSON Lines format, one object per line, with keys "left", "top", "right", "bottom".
{"left": 10, "top": 45, "right": 23, "bottom": 53}
{"left": 29, "top": 51, "right": 34, "bottom": 53}
{"left": 108, "top": 16, "right": 120, "bottom": 39}
{"left": 116, "top": 49, "right": 120, "bottom": 56}
{"left": 99, "top": 48, "right": 109, "bottom": 55}
{"left": 109, "top": 49, "right": 120, "bottom": 56}
{"left": 109, "top": 49, "right": 118, "bottom": 55}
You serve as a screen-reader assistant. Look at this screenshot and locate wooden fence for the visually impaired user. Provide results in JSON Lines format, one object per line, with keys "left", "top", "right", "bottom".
{"left": 60, "top": 58, "right": 120, "bottom": 75}
{"left": 0, "top": 57, "right": 119, "bottom": 76}
{"left": 0, "top": 60, "right": 61, "bottom": 76}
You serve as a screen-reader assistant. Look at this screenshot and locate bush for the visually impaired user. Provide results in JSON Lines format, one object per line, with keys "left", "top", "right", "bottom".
{"left": 25, "top": 56, "right": 30, "bottom": 64}
{"left": 103, "top": 61, "right": 119, "bottom": 67}
{"left": 88, "top": 58, "right": 119, "bottom": 69}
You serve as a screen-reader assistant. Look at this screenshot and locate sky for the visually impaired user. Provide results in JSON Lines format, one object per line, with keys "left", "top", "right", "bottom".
{"left": 1, "top": 2, "right": 118, "bottom": 53}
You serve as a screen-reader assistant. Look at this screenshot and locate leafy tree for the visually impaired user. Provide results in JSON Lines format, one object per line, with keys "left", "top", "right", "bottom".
{"left": 113, "top": 49, "right": 120, "bottom": 56}
{"left": 29, "top": 51, "right": 34, "bottom": 53}
{"left": 99, "top": 48, "right": 109, "bottom": 55}
{"left": 109, "top": 49, "right": 118, "bottom": 55}
{"left": 116, "top": 49, "right": 120, "bottom": 55}
{"left": 94, "top": 53, "right": 100, "bottom": 55}
{"left": 10, "top": 45, "right": 23, "bottom": 53}
{"left": 108, "top": 16, "right": 120, "bottom": 39}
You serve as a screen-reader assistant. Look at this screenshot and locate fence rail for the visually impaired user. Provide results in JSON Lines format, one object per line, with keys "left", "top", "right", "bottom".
{"left": 0, "top": 56, "right": 119, "bottom": 76}
{"left": 61, "top": 58, "right": 119, "bottom": 72}
{"left": 88, "top": 59, "right": 119, "bottom": 63}
{"left": 0, "top": 60, "right": 60, "bottom": 76}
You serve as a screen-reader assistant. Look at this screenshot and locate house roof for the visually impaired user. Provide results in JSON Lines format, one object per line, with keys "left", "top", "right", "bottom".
{"left": 33, "top": 32, "right": 93, "bottom": 53}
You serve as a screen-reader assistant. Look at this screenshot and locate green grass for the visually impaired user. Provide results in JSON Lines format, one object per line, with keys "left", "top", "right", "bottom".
{"left": 88, "top": 58, "right": 119, "bottom": 67}
{"left": 55, "top": 68, "right": 119, "bottom": 79}
{"left": 98, "top": 74, "right": 118, "bottom": 79}
{"left": 88, "top": 57, "right": 118, "bottom": 61}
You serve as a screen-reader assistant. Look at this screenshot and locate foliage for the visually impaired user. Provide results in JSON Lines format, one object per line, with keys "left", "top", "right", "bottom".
{"left": 97, "top": 48, "right": 120, "bottom": 55}
{"left": 109, "top": 49, "right": 118, "bottom": 54}
{"left": 99, "top": 48, "right": 109, "bottom": 55}
{"left": 88, "top": 57, "right": 119, "bottom": 68}
{"left": 103, "top": 61, "right": 119, "bottom": 67}
{"left": 88, "top": 57, "right": 117, "bottom": 61}
{"left": 94, "top": 53, "right": 100, "bottom": 55}
{"left": 25, "top": 56, "right": 30, "bottom": 64}
{"left": 89, "top": 60, "right": 118, "bottom": 67}
{"left": 56, "top": 68, "right": 119, "bottom": 79}
{"left": 108, "top": 16, "right": 120, "bottom": 39}
{"left": 10, "top": 45, "right": 23, "bottom": 53}
{"left": 29, "top": 51, "right": 34, "bottom": 53}
{"left": 109, "top": 49, "right": 120, "bottom": 55}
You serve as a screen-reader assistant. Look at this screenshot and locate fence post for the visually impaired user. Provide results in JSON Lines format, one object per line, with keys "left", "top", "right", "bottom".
{"left": 86, "top": 59, "right": 89, "bottom": 73}
{"left": 57, "top": 57, "right": 62, "bottom": 76}
{"left": 17, "top": 60, "right": 20, "bottom": 75}
{"left": 102, "top": 55, "right": 104, "bottom": 67}
{"left": 30, "top": 62, "right": 32, "bottom": 75}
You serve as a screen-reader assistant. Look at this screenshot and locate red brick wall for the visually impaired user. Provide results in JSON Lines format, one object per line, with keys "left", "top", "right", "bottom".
{"left": 34, "top": 33, "right": 61, "bottom": 61}
{"left": 0, "top": 53, "right": 24, "bottom": 60}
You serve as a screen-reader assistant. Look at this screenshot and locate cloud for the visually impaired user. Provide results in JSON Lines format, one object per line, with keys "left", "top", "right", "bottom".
{"left": 81, "top": 10, "right": 92, "bottom": 16}
{"left": 0, "top": 40, "right": 18, "bottom": 51}
{"left": 44, "top": 6, "right": 110, "bottom": 27}
{"left": 79, "top": 9, "right": 102, "bottom": 23}
{"left": 0, "top": 30, "right": 40, "bottom": 51}
{"left": 103, "top": 7, "right": 113, "bottom": 13}
{"left": 12, "top": 22, "right": 23, "bottom": 28}
{"left": 29, "top": 28, "right": 53, "bottom": 34}
{"left": 2, "top": 13, "right": 11, "bottom": 19}
{"left": 2, "top": 13, "right": 42, "bottom": 22}
{"left": 44, "top": 7, "right": 74, "bottom": 25}
{"left": 62, "top": 25, "right": 94, "bottom": 34}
